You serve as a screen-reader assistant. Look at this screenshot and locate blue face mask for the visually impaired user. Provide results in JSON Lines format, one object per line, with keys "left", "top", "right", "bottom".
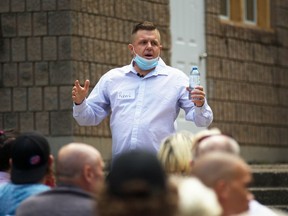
{"left": 133, "top": 50, "right": 159, "bottom": 71}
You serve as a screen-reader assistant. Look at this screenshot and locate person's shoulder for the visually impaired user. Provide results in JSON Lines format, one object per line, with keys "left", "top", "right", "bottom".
{"left": 53, "top": 186, "right": 94, "bottom": 198}
{"left": 100, "top": 64, "right": 131, "bottom": 81}
{"left": 17, "top": 189, "right": 60, "bottom": 212}
{"left": 249, "top": 199, "right": 278, "bottom": 215}
{"left": 0, "top": 182, "right": 13, "bottom": 191}
{"left": 21, "top": 183, "right": 50, "bottom": 195}
{"left": 29, "top": 183, "right": 50, "bottom": 190}
{"left": 17, "top": 187, "right": 95, "bottom": 214}
{"left": 20, "top": 192, "right": 41, "bottom": 204}
{"left": 0, "top": 182, "right": 7, "bottom": 189}
{"left": 107, "top": 63, "right": 131, "bottom": 74}
{"left": 158, "top": 59, "right": 187, "bottom": 76}
{"left": 16, "top": 193, "right": 49, "bottom": 216}
{"left": 164, "top": 65, "right": 188, "bottom": 81}
{"left": 169, "top": 66, "right": 186, "bottom": 75}
{"left": 29, "top": 186, "right": 94, "bottom": 202}
{"left": 0, "top": 182, "right": 9, "bottom": 198}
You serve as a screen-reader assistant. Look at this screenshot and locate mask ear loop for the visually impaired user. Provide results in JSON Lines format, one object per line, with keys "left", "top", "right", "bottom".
{"left": 131, "top": 46, "right": 138, "bottom": 57}
{"left": 131, "top": 46, "right": 138, "bottom": 68}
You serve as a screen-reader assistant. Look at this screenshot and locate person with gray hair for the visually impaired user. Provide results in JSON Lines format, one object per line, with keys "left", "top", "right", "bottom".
{"left": 193, "top": 132, "right": 240, "bottom": 160}
{"left": 192, "top": 128, "right": 279, "bottom": 216}
{"left": 16, "top": 143, "right": 104, "bottom": 216}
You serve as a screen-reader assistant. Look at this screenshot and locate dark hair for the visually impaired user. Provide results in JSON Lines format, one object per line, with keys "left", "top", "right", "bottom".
{"left": 0, "top": 129, "right": 19, "bottom": 171}
{"left": 130, "top": 21, "right": 161, "bottom": 44}
{"left": 96, "top": 181, "right": 178, "bottom": 216}
{"left": 96, "top": 151, "right": 177, "bottom": 216}
{"left": 131, "top": 21, "right": 157, "bottom": 34}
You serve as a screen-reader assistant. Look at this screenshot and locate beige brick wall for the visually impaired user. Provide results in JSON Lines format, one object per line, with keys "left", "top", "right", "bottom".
{"left": 205, "top": 0, "right": 288, "bottom": 154}
{"left": 0, "top": 0, "right": 170, "bottom": 160}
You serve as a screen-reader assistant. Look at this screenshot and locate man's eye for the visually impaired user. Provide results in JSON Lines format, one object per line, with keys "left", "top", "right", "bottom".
{"left": 151, "top": 41, "right": 159, "bottom": 46}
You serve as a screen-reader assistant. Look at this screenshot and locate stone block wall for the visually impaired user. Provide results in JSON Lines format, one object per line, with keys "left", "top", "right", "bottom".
{"left": 0, "top": 0, "right": 170, "bottom": 159}
{"left": 3, "top": 0, "right": 286, "bottom": 162}
{"left": 205, "top": 0, "right": 288, "bottom": 162}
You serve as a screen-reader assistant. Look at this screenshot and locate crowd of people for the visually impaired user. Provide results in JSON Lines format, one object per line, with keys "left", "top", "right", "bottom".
{"left": 0, "top": 128, "right": 287, "bottom": 216}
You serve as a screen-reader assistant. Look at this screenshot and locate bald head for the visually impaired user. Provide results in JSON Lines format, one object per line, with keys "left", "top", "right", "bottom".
{"left": 194, "top": 134, "right": 240, "bottom": 160}
{"left": 192, "top": 152, "right": 253, "bottom": 216}
{"left": 57, "top": 143, "right": 101, "bottom": 177}
{"left": 192, "top": 152, "right": 250, "bottom": 187}
{"left": 56, "top": 143, "right": 104, "bottom": 193}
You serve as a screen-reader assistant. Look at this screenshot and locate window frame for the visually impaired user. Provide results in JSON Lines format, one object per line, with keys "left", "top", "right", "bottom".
{"left": 219, "top": 0, "right": 270, "bottom": 29}
{"left": 219, "top": 0, "right": 230, "bottom": 20}
{"left": 243, "top": 0, "right": 257, "bottom": 25}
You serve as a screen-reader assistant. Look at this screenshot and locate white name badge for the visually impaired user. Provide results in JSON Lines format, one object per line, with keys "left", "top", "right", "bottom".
{"left": 117, "top": 90, "right": 135, "bottom": 99}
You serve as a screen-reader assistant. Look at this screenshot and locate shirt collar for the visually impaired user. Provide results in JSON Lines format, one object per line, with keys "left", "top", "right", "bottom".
{"left": 126, "top": 58, "right": 169, "bottom": 76}
{"left": 0, "top": 171, "right": 10, "bottom": 183}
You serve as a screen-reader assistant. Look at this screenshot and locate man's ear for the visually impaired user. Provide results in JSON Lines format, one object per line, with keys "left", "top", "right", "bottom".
{"left": 128, "top": 44, "right": 134, "bottom": 56}
{"left": 83, "top": 165, "right": 94, "bottom": 183}
{"left": 48, "top": 155, "right": 54, "bottom": 167}
{"left": 214, "top": 180, "right": 229, "bottom": 200}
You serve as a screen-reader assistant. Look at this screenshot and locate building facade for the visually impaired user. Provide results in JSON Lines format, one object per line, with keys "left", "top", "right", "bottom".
{"left": 205, "top": 0, "right": 288, "bottom": 162}
{"left": 0, "top": 0, "right": 287, "bottom": 162}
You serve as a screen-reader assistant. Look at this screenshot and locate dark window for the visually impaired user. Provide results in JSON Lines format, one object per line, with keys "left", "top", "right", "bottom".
{"left": 220, "top": 0, "right": 229, "bottom": 17}
{"left": 244, "top": 0, "right": 257, "bottom": 23}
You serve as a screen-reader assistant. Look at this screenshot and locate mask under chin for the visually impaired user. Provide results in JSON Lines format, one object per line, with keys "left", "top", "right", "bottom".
{"left": 134, "top": 54, "right": 159, "bottom": 70}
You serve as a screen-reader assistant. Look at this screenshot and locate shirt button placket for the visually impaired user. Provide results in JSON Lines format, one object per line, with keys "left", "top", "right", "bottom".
{"left": 130, "top": 80, "right": 146, "bottom": 150}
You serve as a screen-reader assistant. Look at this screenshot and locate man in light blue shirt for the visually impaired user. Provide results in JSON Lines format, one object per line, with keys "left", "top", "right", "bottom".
{"left": 0, "top": 132, "right": 53, "bottom": 215}
{"left": 72, "top": 21, "right": 213, "bottom": 159}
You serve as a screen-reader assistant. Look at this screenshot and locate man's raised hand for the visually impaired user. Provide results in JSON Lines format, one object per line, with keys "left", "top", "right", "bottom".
{"left": 72, "top": 80, "right": 90, "bottom": 105}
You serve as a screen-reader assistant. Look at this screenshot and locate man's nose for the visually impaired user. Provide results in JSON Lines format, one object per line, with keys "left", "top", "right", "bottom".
{"left": 146, "top": 41, "right": 152, "bottom": 48}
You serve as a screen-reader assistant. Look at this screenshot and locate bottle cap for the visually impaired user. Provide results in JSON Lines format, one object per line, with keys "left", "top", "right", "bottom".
{"left": 192, "top": 66, "right": 198, "bottom": 70}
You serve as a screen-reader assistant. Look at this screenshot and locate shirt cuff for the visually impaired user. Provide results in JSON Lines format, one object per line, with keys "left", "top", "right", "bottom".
{"left": 194, "top": 99, "right": 210, "bottom": 117}
{"left": 73, "top": 98, "right": 87, "bottom": 114}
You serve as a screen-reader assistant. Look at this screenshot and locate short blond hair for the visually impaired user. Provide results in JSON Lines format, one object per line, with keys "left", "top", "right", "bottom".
{"left": 158, "top": 131, "right": 194, "bottom": 175}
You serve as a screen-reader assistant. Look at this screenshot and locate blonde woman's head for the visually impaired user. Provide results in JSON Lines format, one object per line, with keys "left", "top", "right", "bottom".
{"left": 158, "top": 131, "right": 194, "bottom": 175}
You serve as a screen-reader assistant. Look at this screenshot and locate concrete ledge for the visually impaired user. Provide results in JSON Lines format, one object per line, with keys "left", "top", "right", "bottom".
{"left": 250, "top": 188, "right": 288, "bottom": 205}
{"left": 241, "top": 146, "right": 288, "bottom": 163}
{"left": 46, "top": 136, "right": 112, "bottom": 161}
{"left": 252, "top": 172, "right": 288, "bottom": 187}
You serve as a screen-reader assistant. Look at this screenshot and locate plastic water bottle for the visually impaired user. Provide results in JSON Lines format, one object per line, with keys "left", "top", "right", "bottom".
{"left": 189, "top": 66, "right": 200, "bottom": 100}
